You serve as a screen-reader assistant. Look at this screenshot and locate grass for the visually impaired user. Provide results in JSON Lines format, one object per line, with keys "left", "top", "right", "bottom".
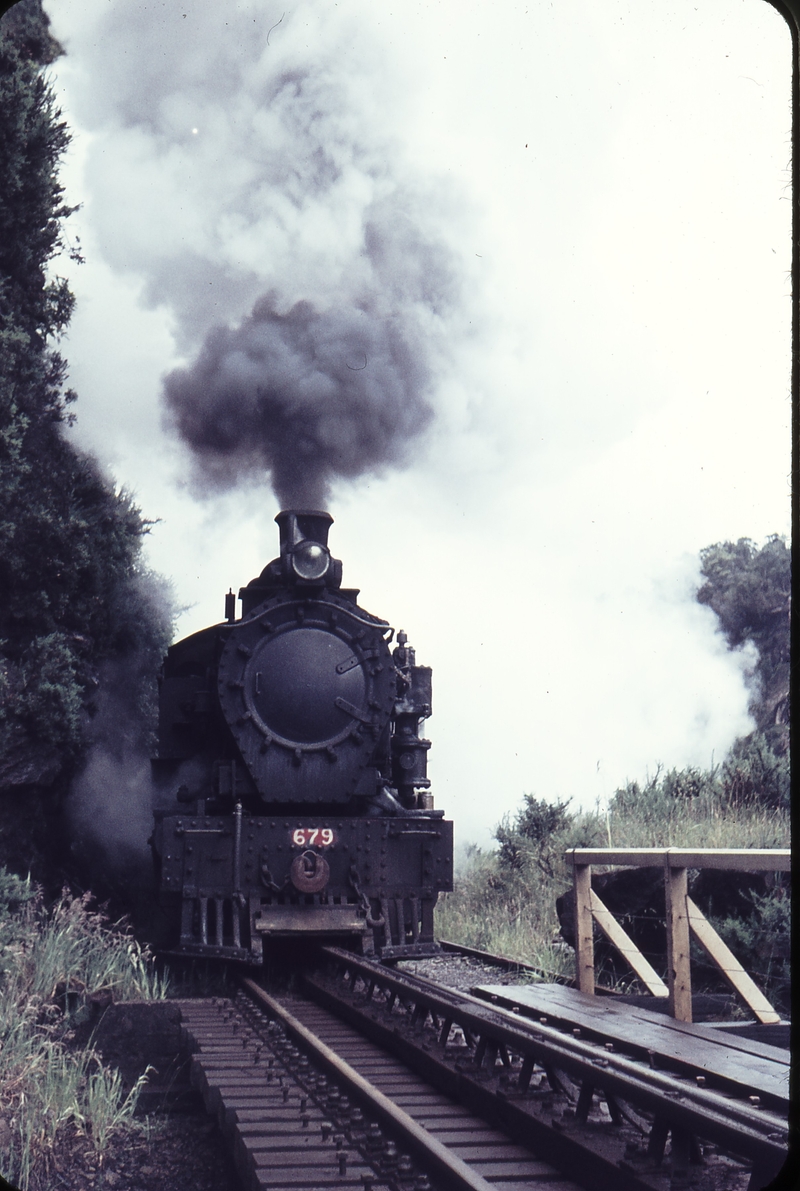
{"left": 0, "top": 869, "right": 168, "bottom": 1191}
{"left": 601, "top": 778, "right": 790, "bottom": 853}
{"left": 435, "top": 847, "right": 575, "bottom": 980}
{"left": 437, "top": 774, "right": 790, "bottom": 1008}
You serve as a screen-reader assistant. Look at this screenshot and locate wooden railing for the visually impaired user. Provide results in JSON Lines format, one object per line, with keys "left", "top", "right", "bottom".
{"left": 563, "top": 848, "right": 791, "bottom": 1024}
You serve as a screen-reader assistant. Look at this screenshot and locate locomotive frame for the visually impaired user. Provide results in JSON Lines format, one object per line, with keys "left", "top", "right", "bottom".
{"left": 151, "top": 510, "right": 453, "bottom": 963}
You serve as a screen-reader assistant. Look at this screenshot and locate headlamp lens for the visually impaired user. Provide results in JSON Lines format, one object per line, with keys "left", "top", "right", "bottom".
{"left": 291, "top": 541, "right": 329, "bottom": 581}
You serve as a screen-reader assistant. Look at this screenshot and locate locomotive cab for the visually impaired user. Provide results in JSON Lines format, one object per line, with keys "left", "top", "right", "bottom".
{"left": 151, "top": 511, "right": 453, "bottom": 963}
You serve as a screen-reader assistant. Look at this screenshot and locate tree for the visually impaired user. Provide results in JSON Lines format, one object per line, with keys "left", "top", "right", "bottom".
{"left": 697, "top": 536, "right": 790, "bottom": 753}
{"left": 0, "top": 1, "right": 172, "bottom": 800}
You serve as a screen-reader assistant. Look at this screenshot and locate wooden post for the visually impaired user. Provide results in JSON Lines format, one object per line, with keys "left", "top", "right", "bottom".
{"left": 664, "top": 860, "right": 692, "bottom": 1021}
{"left": 573, "top": 863, "right": 595, "bottom": 994}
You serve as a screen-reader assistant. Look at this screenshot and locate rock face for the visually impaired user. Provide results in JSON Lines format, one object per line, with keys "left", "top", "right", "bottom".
{"left": 556, "top": 866, "right": 768, "bottom": 980}
{"left": 556, "top": 867, "right": 667, "bottom": 961}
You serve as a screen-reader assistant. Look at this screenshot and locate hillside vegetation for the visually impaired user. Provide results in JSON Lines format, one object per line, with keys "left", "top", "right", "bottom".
{"left": 0, "top": 0, "right": 172, "bottom": 885}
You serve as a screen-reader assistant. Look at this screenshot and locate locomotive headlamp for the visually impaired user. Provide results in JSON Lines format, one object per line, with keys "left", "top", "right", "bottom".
{"left": 291, "top": 540, "right": 330, "bottom": 581}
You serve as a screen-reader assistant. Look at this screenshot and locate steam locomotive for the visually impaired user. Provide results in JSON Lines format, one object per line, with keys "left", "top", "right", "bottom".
{"left": 150, "top": 511, "right": 453, "bottom": 964}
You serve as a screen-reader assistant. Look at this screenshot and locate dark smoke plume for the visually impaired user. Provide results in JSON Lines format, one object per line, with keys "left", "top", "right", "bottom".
{"left": 163, "top": 185, "right": 460, "bottom": 508}
{"left": 164, "top": 292, "right": 438, "bottom": 509}
{"left": 54, "top": 2, "right": 466, "bottom": 507}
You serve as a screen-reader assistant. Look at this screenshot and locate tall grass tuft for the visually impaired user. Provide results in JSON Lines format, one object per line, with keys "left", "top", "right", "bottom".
{"left": 27, "top": 888, "right": 169, "bottom": 1004}
{"left": 0, "top": 869, "right": 167, "bottom": 1190}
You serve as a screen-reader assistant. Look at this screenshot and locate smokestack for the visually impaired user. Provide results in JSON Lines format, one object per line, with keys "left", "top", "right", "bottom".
{"left": 275, "top": 509, "right": 333, "bottom": 554}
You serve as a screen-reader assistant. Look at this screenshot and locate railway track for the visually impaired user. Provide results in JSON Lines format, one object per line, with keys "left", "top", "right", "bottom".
{"left": 180, "top": 983, "right": 584, "bottom": 1191}
{"left": 177, "top": 946, "right": 789, "bottom": 1191}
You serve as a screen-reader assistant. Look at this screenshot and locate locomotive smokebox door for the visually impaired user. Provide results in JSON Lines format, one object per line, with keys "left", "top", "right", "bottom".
{"left": 217, "top": 598, "right": 396, "bottom": 804}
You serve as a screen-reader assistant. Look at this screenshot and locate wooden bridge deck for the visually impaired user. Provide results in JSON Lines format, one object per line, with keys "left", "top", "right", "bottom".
{"left": 473, "top": 982, "right": 790, "bottom": 1105}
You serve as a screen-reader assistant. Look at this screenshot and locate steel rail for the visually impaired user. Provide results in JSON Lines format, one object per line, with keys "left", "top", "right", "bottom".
{"left": 316, "top": 947, "right": 788, "bottom": 1169}
{"left": 240, "top": 976, "right": 497, "bottom": 1191}
{"left": 437, "top": 938, "right": 565, "bottom": 978}
{"left": 322, "top": 947, "right": 789, "bottom": 1110}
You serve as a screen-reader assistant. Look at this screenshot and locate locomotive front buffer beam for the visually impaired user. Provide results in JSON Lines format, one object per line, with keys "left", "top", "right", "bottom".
{"left": 155, "top": 813, "right": 454, "bottom": 963}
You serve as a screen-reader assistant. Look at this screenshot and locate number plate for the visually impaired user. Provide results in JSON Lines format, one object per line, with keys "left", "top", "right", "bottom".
{"left": 291, "top": 827, "right": 336, "bottom": 847}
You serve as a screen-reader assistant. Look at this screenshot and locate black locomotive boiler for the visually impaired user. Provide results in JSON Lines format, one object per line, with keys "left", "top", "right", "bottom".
{"left": 151, "top": 510, "right": 453, "bottom": 963}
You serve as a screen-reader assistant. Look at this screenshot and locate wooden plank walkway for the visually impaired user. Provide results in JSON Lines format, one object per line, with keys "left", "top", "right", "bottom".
{"left": 473, "top": 983, "right": 789, "bottom": 1104}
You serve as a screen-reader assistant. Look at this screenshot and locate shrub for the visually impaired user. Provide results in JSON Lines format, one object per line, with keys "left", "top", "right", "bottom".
{"left": 721, "top": 733, "right": 790, "bottom": 810}
{"left": 0, "top": 1, "right": 175, "bottom": 798}
{"left": 699, "top": 879, "right": 791, "bottom": 1016}
{"left": 440, "top": 768, "right": 789, "bottom": 1005}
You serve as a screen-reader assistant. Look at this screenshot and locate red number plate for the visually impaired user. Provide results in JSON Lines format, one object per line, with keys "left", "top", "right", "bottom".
{"left": 291, "top": 827, "right": 336, "bottom": 847}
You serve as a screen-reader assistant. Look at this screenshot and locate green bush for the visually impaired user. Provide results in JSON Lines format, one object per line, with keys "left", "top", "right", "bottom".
{"left": 440, "top": 532, "right": 790, "bottom": 1004}
{"left": 721, "top": 733, "right": 790, "bottom": 811}
{"left": 700, "top": 880, "right": 791, "bottom": 1016}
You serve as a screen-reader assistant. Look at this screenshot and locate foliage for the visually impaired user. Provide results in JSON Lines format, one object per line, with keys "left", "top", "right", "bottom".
{"left": 699, "top": 878, "right": 791, "bottom": 1017}
{"left": 0, "top": 870, "right": 169, "bottom": 1005}
{"left": 697, "top": 535, "right": 790, "bottom": 745}
{"left": 720, "top": 732, "right": 790, "bottom": 811}
{"left": 495, "top": 794, "right": 573, "bottom": 872}
{"left": 0, "top": 0, "right": 174, "bottom": 794}
{"left": 436, "top": 846, "right": 575, "bottom": 980}
{"left": 0, "top": 865, "right": 167, "bottom": 1190}
{"left": 441, "top": 766, "right": 789, "bottom": 1003}
{"left": 438, "top": 800, "right": 607, "bottom": 975}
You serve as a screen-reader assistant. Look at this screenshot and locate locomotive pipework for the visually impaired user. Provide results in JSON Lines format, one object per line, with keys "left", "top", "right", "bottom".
{"left": 151, "top": 510, "right": 453, "bottom": 963}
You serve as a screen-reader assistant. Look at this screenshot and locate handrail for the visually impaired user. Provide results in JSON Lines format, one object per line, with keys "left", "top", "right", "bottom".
{"left": 564, "top": 848, "right": 790, "bottom": 871}
{"left": 563, "top": 847, "right": 789, "bottom": 1024}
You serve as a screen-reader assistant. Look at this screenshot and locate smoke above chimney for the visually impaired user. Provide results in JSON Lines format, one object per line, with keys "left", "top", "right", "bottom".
{"left": 164, "top": 202, "right": 459, "bottom": 509}
{"left": 71, "top": 4, "right": 469, "bottom": 510}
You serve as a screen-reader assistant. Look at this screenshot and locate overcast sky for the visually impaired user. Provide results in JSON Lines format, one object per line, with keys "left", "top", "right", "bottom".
{"left": 45, "top": 0, "right": 791, "bottom": 849}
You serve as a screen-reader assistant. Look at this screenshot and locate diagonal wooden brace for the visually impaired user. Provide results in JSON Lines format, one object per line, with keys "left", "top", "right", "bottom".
{"left": 590, "top": 889, "right": 669, "bottom": 997}
{"left": 686, "top": 896, "right": 780, "bottom": 1025}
